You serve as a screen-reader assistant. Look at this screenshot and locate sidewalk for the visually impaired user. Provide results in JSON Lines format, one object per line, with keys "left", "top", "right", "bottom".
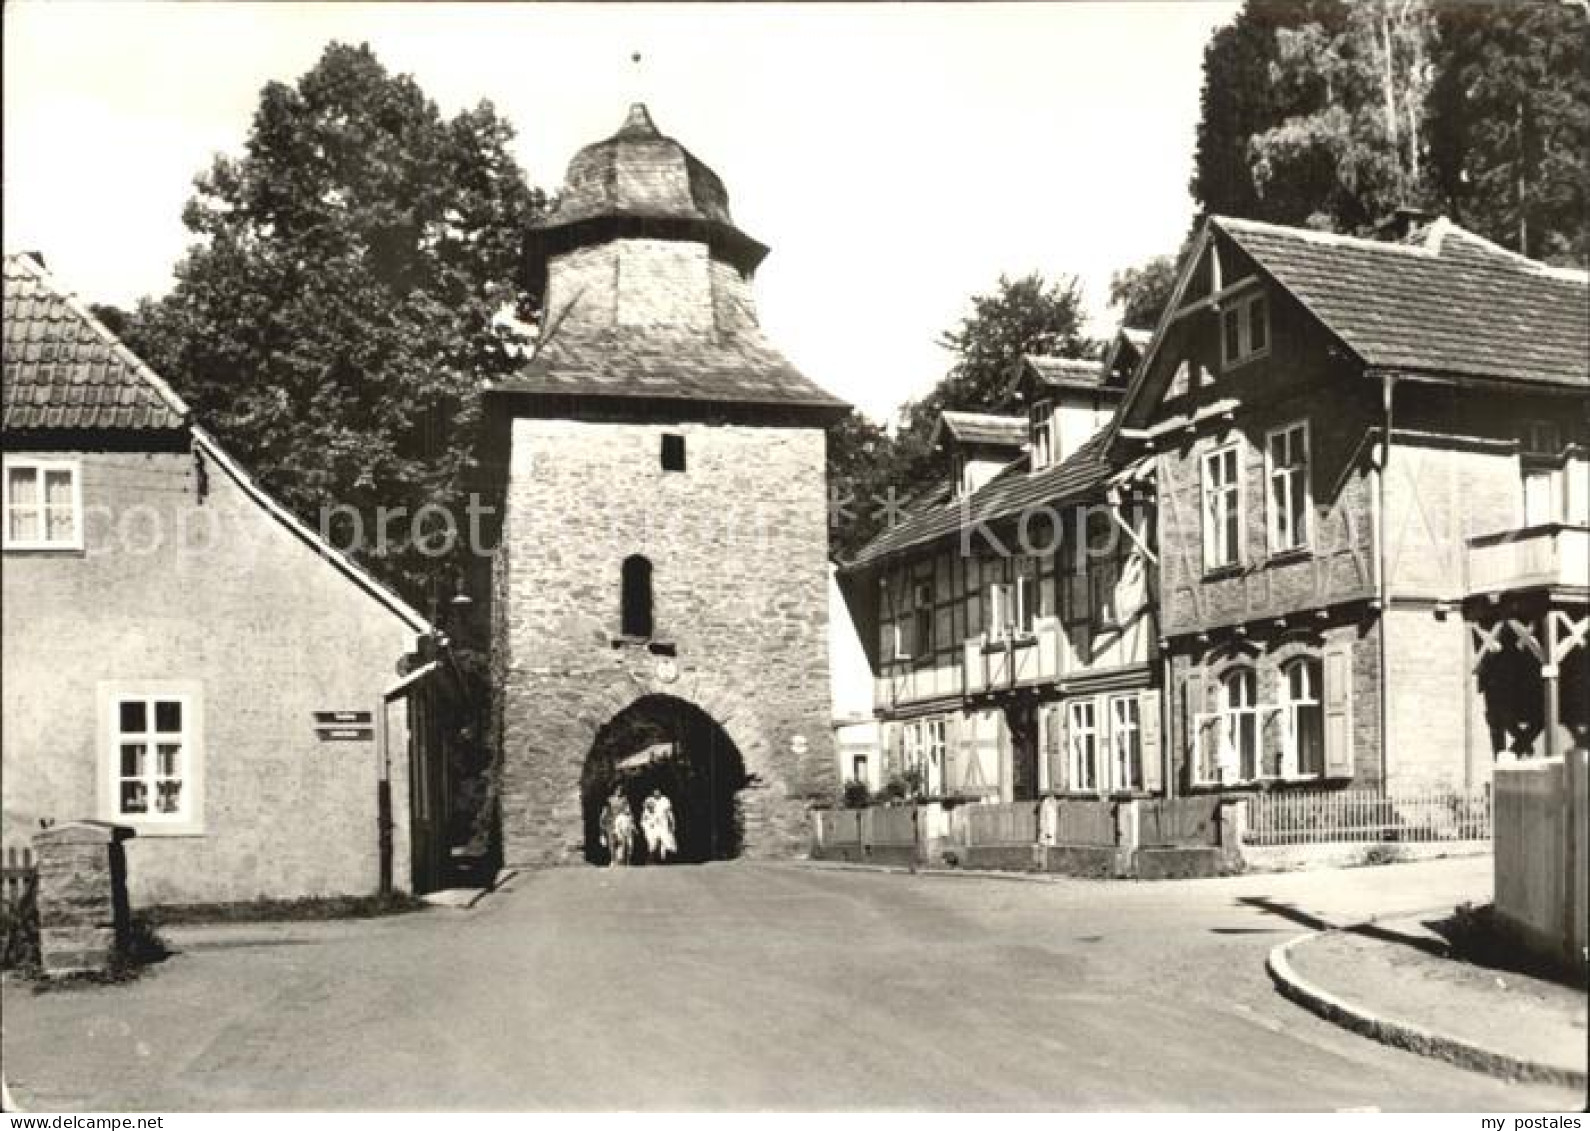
{"left": 1271, "top": 912, "right": 1588, "bottom": 1087}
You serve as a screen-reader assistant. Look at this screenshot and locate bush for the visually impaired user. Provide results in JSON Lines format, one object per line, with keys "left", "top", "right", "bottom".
{"left": 1361, "top": 843, "right": 1411, "bottom": 867}
{"left": 1, "top": 889, "right": 40, "bottom": 971}
{"left": 841, "top": 779, "right": 872, "bottom": 809}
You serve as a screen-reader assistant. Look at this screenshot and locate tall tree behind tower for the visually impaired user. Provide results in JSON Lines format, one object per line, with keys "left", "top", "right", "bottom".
{"left": 126, "top": 42, "right": 545, "bottom": 606}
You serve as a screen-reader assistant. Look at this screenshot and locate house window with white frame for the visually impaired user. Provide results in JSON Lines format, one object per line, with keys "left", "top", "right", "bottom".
{"left": 1030, "top": 400, "right": 1054, "bottom": 470}
{"left": 906, "top": 718, "right": 946, "bottom": 796}
{"left": 985, "top": 580, "right": 1010, "bottom": 641}
{"left": 1202, "top": 443, "right": 1242, "bottom": 570}
{"left": 1266, "top": 421, "right": 1310, "bottom": 553}
{"left": 1067, "top": 700, "right": 1099, "bottom": 792}
{"left": 114, "top": 695, "right": 189, "bottom": 820}
{"left": 1012, "top": 559, "right": 1036, "bottom": 636}
{"left": 3, "top": 457, "right": 82, "bottom": 550}
{"left": 1280, "top": 657, "right": 1324, "bottom": 778}
{"left": 1109, "top": 694, "right": 1142, "bottom": 792}
{"left": 1221, "top": 291, "right": 1269, "bottom": 369}
{"left": 1219, "top": 668, "right": 1259, "bottom": 781}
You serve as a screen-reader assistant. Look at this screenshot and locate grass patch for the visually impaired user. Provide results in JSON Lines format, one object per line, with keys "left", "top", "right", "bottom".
{"left": 143, "top": 890, "right": 427, "bottom": 927}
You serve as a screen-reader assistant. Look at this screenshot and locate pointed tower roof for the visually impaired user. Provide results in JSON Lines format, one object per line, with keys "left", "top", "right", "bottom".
{"left": 531, "top": 104, "right": 768, "bottom": 272}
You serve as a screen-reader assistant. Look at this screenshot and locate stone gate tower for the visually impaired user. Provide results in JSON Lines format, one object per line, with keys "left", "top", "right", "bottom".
{"left": 485, "top": 105, "right": 848, "bottom": 867}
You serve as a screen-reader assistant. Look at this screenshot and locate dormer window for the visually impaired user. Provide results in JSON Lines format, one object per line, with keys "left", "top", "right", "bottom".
{"left": 1221, "top": 291, "right": 1268, "bottom": 369}
{"left": 1029, "top": 400, "right": 1054, "bottom": 470}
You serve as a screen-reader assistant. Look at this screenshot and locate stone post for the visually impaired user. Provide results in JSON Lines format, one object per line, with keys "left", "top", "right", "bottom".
{"left": 33, "top": 821, "right": 135, "bottom": 977}
{"left": 1217, "top": 796, "right": 1248, "bottom": 871}
{"left": 1114, "top": 800, "right": 1142, "bottom": 877}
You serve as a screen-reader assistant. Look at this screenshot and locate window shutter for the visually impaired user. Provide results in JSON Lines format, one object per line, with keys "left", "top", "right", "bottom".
{"left": 898, "top": 613, "right": 915, "bottom": 660}
{"left": 881, "top": 621, "right": 894, "bottom": 663}
{"left": 887, "top": 723, "right": 905, "bottom": 779}
{"left": 1183, "top": 671, "right": 1204, "bottom": 785}
{"left": 1322, "top": 641, "right": 1354, "bottom": 779}
{"left": 1053, "top": 705, "right": 1070, "bottom": 793}
{"left": 945, "top": 713, "right": 963, "bottom": 796}
{"left": 1140, "top": 689, "right": 1162, "bottom": 793}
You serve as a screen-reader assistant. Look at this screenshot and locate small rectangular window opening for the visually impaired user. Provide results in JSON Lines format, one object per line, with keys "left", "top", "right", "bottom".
{"left": 661, "top": 434, "right": 687, "bottom": 472}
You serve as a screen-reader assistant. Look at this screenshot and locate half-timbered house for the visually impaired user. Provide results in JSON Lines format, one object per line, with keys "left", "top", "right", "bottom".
{"left": 1109, "top": 214, "right": 1588, "bottom": 796}
{"left": 837, "top": 333, "right": 1162, "bottom": 803}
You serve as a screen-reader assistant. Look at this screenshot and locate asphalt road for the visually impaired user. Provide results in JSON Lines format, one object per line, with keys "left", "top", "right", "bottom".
{"left": 2, "top": 855, "right": 1581, "bottom": 1111}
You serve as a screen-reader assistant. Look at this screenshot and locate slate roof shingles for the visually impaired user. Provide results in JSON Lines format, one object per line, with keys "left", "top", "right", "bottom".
{"left": 3, "top": 254, "right": 188, "bottom": 433}
{"left": 1217, "top": 216, "right": 1589, "bottom": 389}
{"left": 496, "top": 324, "right": 848, "bottom": 410}
{"left": 846, "top": 427, "right": 1113, "bottom": 568}
{"left": 939, "top": 411, "right": 1027, "bottom": 447}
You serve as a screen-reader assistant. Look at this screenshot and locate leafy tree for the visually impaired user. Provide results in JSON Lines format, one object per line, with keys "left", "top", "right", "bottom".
{"left": 896, "top": 273, "right": 1092, "bottom": 482}
{"left": 826, "top": 410, "right": 902, "bottom": 563}
{"left": 1191, "top": 0, "right": 1351, "bottom": 223}
{"left": 126, "top": 42, "right": 545, "bottom": 609}
{"left": 1247, "top": 0, "right": 1437, "bottom": 233}
{"left": 1107, "top": 255, "right": 1179, "bottom": 329}
{"left": 1192, "top": 0, "right": 1587, "bottom": 263}
{"left": 826, "top": 273, "right": 1092, "bottom": 562}
{"left": 1428, "top": 1, "right": 1590, "bottom": 265}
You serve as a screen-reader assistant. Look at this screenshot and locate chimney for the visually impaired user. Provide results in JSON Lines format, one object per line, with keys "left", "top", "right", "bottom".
{"left": 1375, "top": 207, "right": 1436, "bottom": 244}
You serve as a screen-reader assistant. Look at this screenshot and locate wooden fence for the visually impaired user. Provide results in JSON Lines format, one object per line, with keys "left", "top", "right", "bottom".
{"left": 1241, "top": 787, "right": 1492, "bottom": 847}
{"left": 813, "top": 809, "right": 862, "bottom": 848}
{"left": 2, "top": 844, "right": 36, "bottom": 909}
{"left": 1493, "top": 752, "right": 1587, "bottom": 969}
{"left": 966, "top": 802, "right": 1040, "bottom": 847}
{"left": 865, "top": 806, "right": 918, "bottom": 848}
{"left": 1045, "top": 799, "right": 1117, "bottom": 847}
{"left": 1139, "top": 797, "right": 1222, "bottom": 848}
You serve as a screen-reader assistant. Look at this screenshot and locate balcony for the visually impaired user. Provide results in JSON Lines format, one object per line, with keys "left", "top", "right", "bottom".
{"left": 1466, "top": 524, "right": 1589, "bottom": 600}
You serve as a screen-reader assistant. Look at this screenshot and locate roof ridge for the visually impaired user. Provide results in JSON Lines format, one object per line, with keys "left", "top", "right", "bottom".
{"left": 1212, "top": 214, "right": 1438, "bottom": 259}
{"left": 1433, "top": 222, "right": 1590, "bottom": 282}
{"left": 6, "top": 252, "right": 192, "bottom": 421}
{"left": 1217, "top": 213, "right": 1587, "bottom": 283}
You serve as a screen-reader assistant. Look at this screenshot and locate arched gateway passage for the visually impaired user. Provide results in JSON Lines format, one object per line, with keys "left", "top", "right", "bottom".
{"left": 580, "top": 695, "right": 749, "bottom": 865}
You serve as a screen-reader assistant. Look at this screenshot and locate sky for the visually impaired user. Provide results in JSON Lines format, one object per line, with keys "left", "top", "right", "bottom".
{"left": 3, "top": 1, "right": 1239, "bottom": 422}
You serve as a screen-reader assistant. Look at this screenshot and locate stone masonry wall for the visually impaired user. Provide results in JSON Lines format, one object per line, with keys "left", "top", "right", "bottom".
{"left": 495, "top": 416, "right": 837, "bottom": 865}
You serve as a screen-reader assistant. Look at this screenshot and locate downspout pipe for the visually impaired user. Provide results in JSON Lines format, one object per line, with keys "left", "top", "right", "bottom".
{"left": 1375, "top": 371, "right": 1397, "bottom": 790}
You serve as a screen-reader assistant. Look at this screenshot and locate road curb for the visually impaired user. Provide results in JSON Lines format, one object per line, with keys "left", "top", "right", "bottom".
{"left": 786, "top": 859, "right": 1067, "bottom": 884}
{"left": 1266, "top": 931, "right": 1588, "bottom": 1089}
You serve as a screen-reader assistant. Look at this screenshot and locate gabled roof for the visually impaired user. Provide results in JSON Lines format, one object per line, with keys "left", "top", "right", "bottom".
{"left": 2, "top": 252, "right": 432, "bottom": 637}
{"left": 1019, "top": 354, "right": 1116, "bottom": 393}
{"left": 3, "top": 253, "right": 189, "bottom": 432}
{"left": 1216, "top": 215, "right": 1589, "bottom": 388}
{"left": 843, "top": 427, "right": 1113, "bottom": 570}
{"left": 931, "top": 410, "right": 1027, "bottom": 449}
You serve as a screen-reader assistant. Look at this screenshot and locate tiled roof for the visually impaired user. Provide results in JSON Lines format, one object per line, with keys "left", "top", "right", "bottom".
{"left": 1216, "top": 216, "right": 1589, "bottom": 388}
{"left": 3, "top": 253, "right": 189, "bottom": 432}
{"left": 844, "top": 427, "right": 1113, "bottom": 569}
{"left": 936, "top": 411, "right": 1027, "bottom": 447}
{"left": 494, "top": 324, "right": 848, "bottom": 412}
{"left": 1022, "top": 354, "right": 1113, "bottom": 390}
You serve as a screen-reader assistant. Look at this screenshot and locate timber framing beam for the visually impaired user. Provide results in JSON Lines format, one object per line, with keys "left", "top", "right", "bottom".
{"left": 1166, "top": 274, "right": 1261, "bottom": 325}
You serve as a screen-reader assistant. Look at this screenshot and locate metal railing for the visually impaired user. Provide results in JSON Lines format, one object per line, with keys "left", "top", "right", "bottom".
{"left": 1242, "top": 787, "right": 1492, "bottom": 847}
